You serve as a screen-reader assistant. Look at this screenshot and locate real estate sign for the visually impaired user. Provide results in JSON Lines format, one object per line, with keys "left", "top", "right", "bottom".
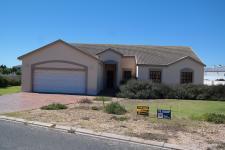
{"left": 157, "top": 109, "right": 171, "bottom": 119}
{"left": 137, "top": 106, "right": 149, "bottom": 116}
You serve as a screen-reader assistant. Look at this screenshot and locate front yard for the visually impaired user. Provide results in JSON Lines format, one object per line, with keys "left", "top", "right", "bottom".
{"left": 0, "top": 86, "right": 21, "bottom": 95}
{"left": 5, "top": 98, "right": 225, "bottom": 150}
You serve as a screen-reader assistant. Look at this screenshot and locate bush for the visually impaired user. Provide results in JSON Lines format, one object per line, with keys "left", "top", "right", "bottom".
{"left": 105, "top": 102, "right": 127, "bottom": 115}
{"left": 117, "top": 80, "right": 174, "bottom": 99}
{"left": 117, "top": 80, "right": 225, "bottom": 100}
{"left": 0, "top": 76, "right": 8, "bottom": 87}
{"left": 0, "top": 75, "right": 21, "bottom": 87}
{"left": 41, "top": 103, "right": 68, "bottom": 110}
{"left": 203, "top": 113, "right": 225, "bottom": 124}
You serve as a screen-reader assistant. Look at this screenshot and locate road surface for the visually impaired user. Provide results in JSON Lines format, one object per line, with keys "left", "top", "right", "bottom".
{"left": 0, "top": 120, "right": 164, "bottom": 150}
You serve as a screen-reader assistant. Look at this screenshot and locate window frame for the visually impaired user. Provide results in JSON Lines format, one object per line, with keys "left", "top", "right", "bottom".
{"left": 149, "top": 69, "right": 162, "bottom": 83}
{"left": 122, "top": 69, "right": 132, "bottom": 81}
{"left": 180, "top": 68, "right": 194, "bottom": 84}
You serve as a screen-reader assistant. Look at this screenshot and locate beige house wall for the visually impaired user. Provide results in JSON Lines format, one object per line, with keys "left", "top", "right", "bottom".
{"left": 137, "top": 58, "right": 204, "bottom": 85}
{"left": 35, "top": 62, "right": 85, "bottom": 69}
{"left": 98, "top": 50, "right": 122, "bottom": 86}
{"left": 21, "top": 41, "right": 100, "bottom": 95}
{"left": 98, "top": 51, "right": 136, "bottom": 86}
{"left": 163, "top": 58, "right": 204, "bottom": 84}
{"left": 121, "top": 56, "right": 136, "bottom": 78}
{"left": 97, "top": 62, "right": 104, "bottom": 93}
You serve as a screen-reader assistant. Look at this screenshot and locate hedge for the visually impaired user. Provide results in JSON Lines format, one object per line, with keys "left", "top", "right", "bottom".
{"left": 0, "top": 75, "right": 21, "bottom": 87}
{"left": 117, "top": 80, "right": 225, "bottom": 101}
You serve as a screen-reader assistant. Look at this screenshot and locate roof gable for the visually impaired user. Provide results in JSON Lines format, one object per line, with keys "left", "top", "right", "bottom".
{"left": 96, "top": 48, "right": 123, "bottom": 56}
{"left": 18, "top": 40, "right": 100, "bottom": 62}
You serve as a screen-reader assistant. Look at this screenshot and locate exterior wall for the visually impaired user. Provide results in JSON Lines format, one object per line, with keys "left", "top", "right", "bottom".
{"left": 137, "top": 58, "right": 204, "bottom": 85}
{"left": 98, "top": 51, "right": 137, "bottom": 86}
{"left": 35, "top": 62, "right": 84, "bottom": 69}
{"left": 137, "top": 65, "right": 164, "bottom": 81}
{"left": 121, "top": 56, "right": 136, "bottom": 79}
{"left": 98, "top": 51, "right": 122, "bottom": 86}
{"left": 97, "top": 62, "right": 104, "bottom": 93}
{"left": 21, "top": 42, "right": 100, "bottom": 95}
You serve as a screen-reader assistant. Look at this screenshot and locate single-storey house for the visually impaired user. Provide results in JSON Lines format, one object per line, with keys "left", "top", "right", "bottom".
{"left": 18, "top": 39, "right": 205, "bottom": 95}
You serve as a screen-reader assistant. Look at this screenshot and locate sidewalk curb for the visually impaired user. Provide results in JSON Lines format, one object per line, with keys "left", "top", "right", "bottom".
{"left": 0, "top": 115, "right": 186, "bottom": 150}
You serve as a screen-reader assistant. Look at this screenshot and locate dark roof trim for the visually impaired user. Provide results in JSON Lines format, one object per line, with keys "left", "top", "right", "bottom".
{"left": 18, "top": 39, "right": 101, "bottom": 63}
{"left": 96, "top": 48, "right": 123, "bottom": 56}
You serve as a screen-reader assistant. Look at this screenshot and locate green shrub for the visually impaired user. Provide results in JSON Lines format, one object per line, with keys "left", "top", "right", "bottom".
{"left": 105, "top": 102, "right": 127, "bottom": 115}
{"left": 117, "top": 80, "right": 225, "bottom": 100}
{"left": 203, "top": 113, "right": 225, "bottom": 124}
{"left": 6, "top": 77, "right": 21, "bottom": 86}
{"left": 41, "top": 103, "right": 68, "bottom": 110}
{"left": 0, "top": 76, "right": 21, "bottom": 87}
{"left": 0, "top": 76, "right": 8, "bottom": 87}
{"left": 117, "top": 80, "right": 171, "bottom": 99}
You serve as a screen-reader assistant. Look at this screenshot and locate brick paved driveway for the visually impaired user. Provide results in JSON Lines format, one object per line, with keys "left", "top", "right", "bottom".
{"left": 0, "top": 92, "right": 93, "bottom": 114}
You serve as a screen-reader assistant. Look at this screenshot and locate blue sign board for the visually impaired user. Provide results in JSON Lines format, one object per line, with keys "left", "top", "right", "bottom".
{"left": 157, "top": 109, "right": 171, "bottom": 119}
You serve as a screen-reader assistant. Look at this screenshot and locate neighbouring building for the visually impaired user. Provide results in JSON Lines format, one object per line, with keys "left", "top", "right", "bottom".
{"left": 18, "top": 39, "right": 205, "bottom": 95}
{"left": 204, "top": 65, "right": 225, "bottom": 85}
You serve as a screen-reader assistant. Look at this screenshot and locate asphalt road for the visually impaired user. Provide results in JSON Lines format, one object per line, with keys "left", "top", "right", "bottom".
{"left": 0, "top": 120, "right": 164, "bottom": 150}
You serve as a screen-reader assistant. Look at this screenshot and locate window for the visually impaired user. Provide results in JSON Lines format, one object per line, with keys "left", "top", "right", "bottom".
{"left": 180, "top": 71, "right": 193, "bottom": 84}
{"left": 123, "top": 70, "right": 132, "bottom": 80}
{"left": 149, "top": 70, "right": 161, "bottom": 83}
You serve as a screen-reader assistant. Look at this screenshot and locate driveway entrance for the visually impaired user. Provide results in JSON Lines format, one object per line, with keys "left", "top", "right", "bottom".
{"left": 0, "top": 92, "right": 91, "bottom": 114}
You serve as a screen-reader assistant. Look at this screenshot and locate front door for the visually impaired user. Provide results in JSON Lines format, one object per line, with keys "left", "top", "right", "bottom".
{"left": 107, "top": 70, "right": 114, "bottom": 88}
{"left": 105, "top": 64, "right": 116, "bottom": 89}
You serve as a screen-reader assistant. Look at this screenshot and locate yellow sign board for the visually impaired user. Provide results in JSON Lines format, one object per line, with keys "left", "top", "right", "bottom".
{"left": 137, "top": 106, "right": 149, "bottom": 116}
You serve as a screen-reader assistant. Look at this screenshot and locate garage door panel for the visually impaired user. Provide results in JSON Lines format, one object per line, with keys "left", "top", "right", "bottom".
{"left": 33, "top": 69, "right": 86, "bottom": 94}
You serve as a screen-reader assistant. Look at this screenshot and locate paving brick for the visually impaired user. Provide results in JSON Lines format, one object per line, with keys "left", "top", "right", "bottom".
{"left": 0, "top": 92, "right": 95, "bottom": 113}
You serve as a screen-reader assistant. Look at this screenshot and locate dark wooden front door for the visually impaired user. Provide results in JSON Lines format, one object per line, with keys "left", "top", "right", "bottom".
{"left": 107, "top": 70, "right": 114, "bottom": 88}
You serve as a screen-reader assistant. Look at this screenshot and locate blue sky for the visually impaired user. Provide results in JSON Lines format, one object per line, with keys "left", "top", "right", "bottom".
{"left": 0, "top": 0, "right": 225, "bottom": 67}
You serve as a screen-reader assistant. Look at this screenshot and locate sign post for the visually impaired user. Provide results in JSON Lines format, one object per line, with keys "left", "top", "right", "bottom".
{"left": 137, "top": 106, "right": 149, "bottom": 116}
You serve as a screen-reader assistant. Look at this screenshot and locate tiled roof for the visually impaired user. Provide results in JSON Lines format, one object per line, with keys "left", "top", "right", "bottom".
{"left": 70, "top": 43, "right": 204, "bottom": 66}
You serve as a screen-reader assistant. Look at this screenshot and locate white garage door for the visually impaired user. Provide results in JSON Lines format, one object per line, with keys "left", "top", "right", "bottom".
{"left": 33, "top": 69, "right": 86, "bottom": 94}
